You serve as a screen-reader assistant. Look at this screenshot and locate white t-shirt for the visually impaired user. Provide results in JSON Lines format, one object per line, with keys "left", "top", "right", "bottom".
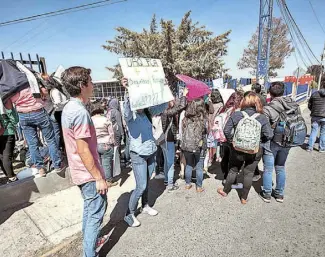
{"left": 178, "top": 110, "right": 185, "bottom": 141}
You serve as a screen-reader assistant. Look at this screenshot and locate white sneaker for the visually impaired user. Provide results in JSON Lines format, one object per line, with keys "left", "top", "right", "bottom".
{"left": 142, "top": 205, "right": 158, "bottom": 216}
{"left": 154, "top": 173, "right": 165, "bottom": 180}
{"left": 124, "top": 214, "right": 141, "bottom": 227}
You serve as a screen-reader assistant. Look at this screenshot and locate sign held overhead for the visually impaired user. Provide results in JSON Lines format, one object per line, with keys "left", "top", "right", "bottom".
{"left": 119, "top": 58, "right": 173, "bottom": 111}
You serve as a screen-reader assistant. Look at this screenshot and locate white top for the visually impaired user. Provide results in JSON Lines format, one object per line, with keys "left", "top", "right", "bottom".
{"left": 50, "top": 88, "right": 68, "bottom": 107}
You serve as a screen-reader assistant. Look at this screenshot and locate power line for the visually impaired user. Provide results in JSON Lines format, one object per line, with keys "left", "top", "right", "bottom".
{"left": 308, "top": 0, "right": 325, "bottom": 35}
{"left": 281, "top": 0, "right": 320, "bottom": 63}
{"left": 2, "top": 21, "right": 49, "bottom": 51}
{"left": 276, "top": 0, "right": 308, "bottom": 69}
{"left": 0, "top": 0, "right": 127, "bottom": 27}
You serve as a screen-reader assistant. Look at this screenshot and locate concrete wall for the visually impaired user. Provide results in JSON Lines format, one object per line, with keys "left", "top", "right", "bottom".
{"left": 0, "top": 168, "right": 73, "bottom": 212}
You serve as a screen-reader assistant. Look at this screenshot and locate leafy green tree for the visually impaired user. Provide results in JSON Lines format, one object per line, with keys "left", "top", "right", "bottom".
{"left": 103, "top": 11, "right": 231, "bottom": 88}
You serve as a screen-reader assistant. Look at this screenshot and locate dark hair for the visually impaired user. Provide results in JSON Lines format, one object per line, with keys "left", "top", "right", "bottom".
{"left": 183, "top": 98, "right": 206, "bottom": 128}
{"left": 252, "top": 83, "right": 262, "bottom": 94}
{"left": 90, "top": 102, "right": 104, "bottom": 116}
{"left": 269, "top": 81, "right": 285, "bottom": 98}
{"left": 220, "top": 91, "right": 244, "bottom": 113}
{"left": 210, "top": 89, "right": 223, "bottom": 104}
{"left": 240, "top": 92, "right": 263, "bottom": 114}
{"left": 61, "top": 66, "right": 91, "bottom": 97}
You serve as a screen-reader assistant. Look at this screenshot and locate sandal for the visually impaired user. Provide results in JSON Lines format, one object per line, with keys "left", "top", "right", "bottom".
{"left": 196, "top": 187, "right": 205, "bottom": 193}
{"left": 241, "top": 199, "right": 247, "bottom": 205}
{"left": 96, "top": 234, "right": 110, "bottom": 253}
{"left": 217, "top": 188, "right": 227, "bottom": 197}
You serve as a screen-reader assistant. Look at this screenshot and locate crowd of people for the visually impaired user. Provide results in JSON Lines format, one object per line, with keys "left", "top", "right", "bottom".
{"left": 1, "top": 64, "right": 325, "bottom": 257}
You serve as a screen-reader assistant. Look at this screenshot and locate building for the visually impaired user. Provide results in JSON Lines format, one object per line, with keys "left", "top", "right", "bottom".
{"left": 92, "top": 79, "right": 125, "bottom": 101}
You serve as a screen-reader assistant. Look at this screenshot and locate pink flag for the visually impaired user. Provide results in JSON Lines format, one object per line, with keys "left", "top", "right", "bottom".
{"left": 176, "top": 74, "right": 211, "bottom": 101}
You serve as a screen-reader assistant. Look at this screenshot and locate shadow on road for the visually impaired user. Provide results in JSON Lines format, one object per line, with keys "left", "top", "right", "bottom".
{"left": 99, "top": 176, "right": 165, "bottom": 256}
{"left": 118, "top": 167, "right": 132, "bottom": 187}
{"left": 0, "top": 202, "right": 34, "bottom": 226}
{"left": 208, "top": 162, "right": 224, "bottom": 181}
{"left": 99, "top": 192, "right": 130, "bottom": 257}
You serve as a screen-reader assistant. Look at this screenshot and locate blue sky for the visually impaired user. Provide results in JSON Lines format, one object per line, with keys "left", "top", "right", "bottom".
{"left": 0, "top": 0, "right": 324, "bottom": 81}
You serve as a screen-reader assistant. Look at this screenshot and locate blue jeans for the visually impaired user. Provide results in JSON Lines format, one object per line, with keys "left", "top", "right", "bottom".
{"left": 79, "top": 181, "right": 107, "bottom": 257}
{"left": 127, "top": 152, "right": 156, "bottom": 215}
{"left": 183, "top": 151, "right": 204, "bottom": 188}
{"left": 16, "top": 122, "right": 24, "bottom": 141}
{"left": 50, "top": 114, "right": 61, "bottom": 150}
{"left": 19, "top": 109, "right": 61, "bottom": 169}
{"left": 162, "top": 141, "right": 175, "bottom": 186}
{"left": 124, "top": 134, "right": 130, "bottom": 161}
{"left": 308, "top": 117, "right": 325, "bottom": 151}
{"left": 97, "top": 144, "right": 114, "bottom": 181}
{"left": 263, "top": 142, "right": 290, "bottom": 197}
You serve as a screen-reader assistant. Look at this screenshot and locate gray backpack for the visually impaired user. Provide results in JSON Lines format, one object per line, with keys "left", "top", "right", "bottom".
{"left": 232, "top": 112, "right": 261, "bottom": 154}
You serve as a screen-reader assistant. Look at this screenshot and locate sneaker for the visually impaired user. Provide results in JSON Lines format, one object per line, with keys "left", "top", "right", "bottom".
{"left": 7, "top": 176, "right": 18, "bottom": 184}
{"left": 155, "top": 173, "right": 165, "bottom": 180}
{"left": 124, "top": 214, "right": 141, "bottom": 227}
{"left": 95, "top": 234, "right": 110, "bottom": 253}
{"left": 141, "top": 205, "right": 158, "bottom": 216}
{"left": 52, "top": 164, "right": 67, "bottom": 173}
{"left": 259, "top": 192, "right": 271, "bottom": 203}
{"left": 107, "top": 181, "right": 119, "bottom": 188}
{"left": 167, "top": 184, "right": 179, "bottom": 192}
{"left": 252, "top": 174, "right": 261, "bottom": 182}
{"left": 306, "top": 148, "right": 313, "bottom": 152}
{"left": 274, "top": 195, "right": 284, "bottom": 203}
{"left": 231, "top": 183, "right": 243, "bottom": 189}
{"left": 319, "top": 149, "right": 325, "bottom": 153}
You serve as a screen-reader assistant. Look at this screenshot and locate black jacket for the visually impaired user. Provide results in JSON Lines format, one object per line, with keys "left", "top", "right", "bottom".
{"left": 264, "top": 96, "right": 300, "bottom": 144}
{"left": 224, "top": 107, "right": 273, "bottom": 144}
{"left": 161, "top": 96, "right": 187, "bottom": 142}
{"left": 264, "top": 96, "right": 300, "bottom": 126}
{"left": 308, "top": 89, "right": 325, "bottom": 118}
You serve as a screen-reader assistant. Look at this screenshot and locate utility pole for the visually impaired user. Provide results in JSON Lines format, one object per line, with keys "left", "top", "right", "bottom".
{"left": 317, "top": 42, "right": 325, "bottom": 90}
{"left": 256, "top": 0, "right": 274, "bottom": 85}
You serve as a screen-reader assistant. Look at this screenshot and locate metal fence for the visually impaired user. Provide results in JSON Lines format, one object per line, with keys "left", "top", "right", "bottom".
{"left": 92, "top": 80, "right": 126, "bottom": 101}
{"left": 0, "top": 51, "right": 47, "bottom": 74}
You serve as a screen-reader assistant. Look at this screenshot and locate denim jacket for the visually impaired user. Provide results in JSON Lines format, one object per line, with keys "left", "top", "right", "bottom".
{"left": 123, "top": 94, "right": 157, "bottom": 156}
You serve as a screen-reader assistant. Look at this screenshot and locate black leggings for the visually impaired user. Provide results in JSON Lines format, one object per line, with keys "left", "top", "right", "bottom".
{"left": 221, "top": 144, "right": 230, "bottom": 180}
{"left": 0, "top": 135, "right": 16, "bottom": 178}
{"left": 223, "top": 150, "right": 258, "bottom": 200}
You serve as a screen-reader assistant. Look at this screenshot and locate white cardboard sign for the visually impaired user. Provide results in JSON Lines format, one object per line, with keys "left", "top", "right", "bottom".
{"left": 119, "top": 58, "right": 173, "bottom": 111}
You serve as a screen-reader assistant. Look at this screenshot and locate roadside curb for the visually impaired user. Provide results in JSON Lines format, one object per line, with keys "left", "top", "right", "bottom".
{"left": 40, "top": 234, "right": 80, "bottom": 257}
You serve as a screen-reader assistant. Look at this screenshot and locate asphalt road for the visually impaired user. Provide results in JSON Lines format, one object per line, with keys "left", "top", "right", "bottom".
{"left": 54, "top": 111, "right": 325, "bottom": 257}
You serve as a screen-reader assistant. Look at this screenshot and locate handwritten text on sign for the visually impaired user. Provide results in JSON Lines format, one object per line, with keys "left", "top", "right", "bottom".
{"left": 119, "top": 58, "right": 173, "bottom": 111}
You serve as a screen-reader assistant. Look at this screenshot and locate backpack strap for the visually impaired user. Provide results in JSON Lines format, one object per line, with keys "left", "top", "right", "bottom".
{"left": 251, "top": 113, "right": 260, "bottom": 119}
{"left": 241, "top": 111, "right": 249, "bottom": 118}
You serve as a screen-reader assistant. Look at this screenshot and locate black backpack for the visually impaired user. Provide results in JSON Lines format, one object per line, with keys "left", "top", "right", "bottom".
{"left": 271, "top": 105, "right": 307, "bottom": 147}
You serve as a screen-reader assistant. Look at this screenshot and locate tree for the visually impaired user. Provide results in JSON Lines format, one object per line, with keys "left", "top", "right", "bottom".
{"left": 307, "top": 64, "right": 325, "bottom": 88}
{"left": 102, "top": 11, "right": 231, "bottom": 89}
{"left": 237, "top": 17, "right": 294, "bottom": 77}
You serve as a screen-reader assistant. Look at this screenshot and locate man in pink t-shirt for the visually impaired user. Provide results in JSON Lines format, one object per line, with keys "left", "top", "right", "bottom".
{"left": 61, "top": 67, "right": 108, "bottom": 256}
{"left": 11, "top": 87, "right": 62, "bottom": 177}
